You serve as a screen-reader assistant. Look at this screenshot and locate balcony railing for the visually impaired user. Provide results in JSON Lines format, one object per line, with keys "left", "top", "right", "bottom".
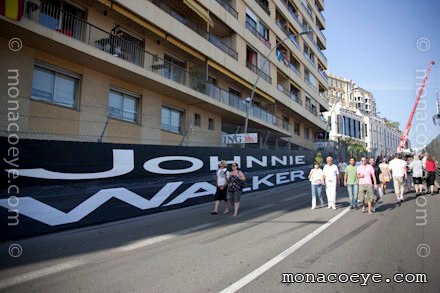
{"left": 149, "top": 0, "right": 238, "bottom": 60}
{"left": 318, "top": 68, "right": 328, "bottom": 81}
{"left": 316, "top": 25, "right": 327, "bottom": 42}
{"left": 245, "top": 21, "right": 271, "bottom": 49}
{"left": 305, "top": 103, "right": 318, "bottom": 116}
{"left": 277, "top": 84, "right": 302, "bottom": 105}
{"left": 289, "top": 63, "right": 302, "bottom": 78}
{"left": 215, "top": 0, "right": 238, "bottom": 19}
{"left": 280, "top": 0, "right": 305, "bottom": 30}
{"left": 315, "top": 3, "right": 326, "bottom": 22}
{"left": 255, "top": 0, "right": 270, "bottom": 16}
{"left": 276, "top": 20, "right": 301, "bottom": 51}
{"left": 305, "top": 78, "right": 317, "bottom": 91}
{"left": 301, "top": 1, "right": 313, "bottom": 19}
{"left": 307, "top": 34, "right": 327, "bottom": 61}
{"left": 246, "top": 61, "right": 272, "bottom": 84}
{"left": 24, "top": 1, "right": 279, "bottom": 128}
{"left": 303, "top": 52, "right": 316, "bottom": 67}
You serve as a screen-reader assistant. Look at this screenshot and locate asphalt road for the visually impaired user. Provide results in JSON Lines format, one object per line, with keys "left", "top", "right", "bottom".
{"left": 0, "top": 181, "right": 439, "bottom": 293}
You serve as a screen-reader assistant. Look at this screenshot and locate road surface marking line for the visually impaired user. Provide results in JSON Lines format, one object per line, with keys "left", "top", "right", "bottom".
{"left": 117, "top": 223, "right": 214, "bottom": 252}
{"left": 0, "top": 260, "right": 86, "bottom": 290}
{"left": 220, "top": 207, "right": 351, "bottom": 293}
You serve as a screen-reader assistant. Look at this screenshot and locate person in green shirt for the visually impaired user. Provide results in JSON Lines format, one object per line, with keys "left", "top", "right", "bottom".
{"left": 344, "top": 157, "right": 359, "bottom": 209}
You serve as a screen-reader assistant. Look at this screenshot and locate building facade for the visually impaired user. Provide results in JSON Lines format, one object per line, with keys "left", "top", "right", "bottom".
{"left": 325, "top": 73, "right": 403, "bottom": 157}
{"left": 1, "top": 0, "right": 329, "bottom": 150}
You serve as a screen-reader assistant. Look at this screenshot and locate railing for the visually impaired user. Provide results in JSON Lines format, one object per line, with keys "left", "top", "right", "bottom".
{"left": 277, "top": 84, "right": 302, "bottom": 105}
{"left": 24, "top": 1, "right": 279, "bottom": 129}
{"left": 319, "top": 92, "right": 328, "bottom": 101}
{"left": 301, "top": 1, "right": 313, "bottom": 19}
{"left": 315, "top": 3, "right": 326, "bottom": 22}
{"left": 215, "top": 0, "right": 238, "bottom": 19}
{"left": 305, "top": 78, "right": 317, "bottom": 91}
{"left": 245, "top": 21, "right": 271, "bottom": 49}
{"left": 276, "top": 20, "right": 301, "bottom": 51}
{"left": 246, "top": 61, "right": 272, "bottom": 84}
{"left": 318, "top": 69, "right": 328, "bottom": 81}
{"left": 208, "top": 34, "right": 238, "bottom": 59}
{"left": 316, "top": 25, "right": 327, "bottom": 42}
{"left": 307, "top": 34, "right": 327, "bottom": 61}
{"left": 279, "top": 0, "right": 305, "bottom": 30}
{"left": 289, "top": 63, "right": 302, "bottom": 77}
{"left": 255, "top": 0, "right": 270, "bottom": 16}
{"left": 303, "top": 52, "right": 316, "bottom": 67}
{"left": 305, "top": 103, "right": 318, "bottom": 116}
{"left": 150, "top": 0, "right": 237, "bottom": 60}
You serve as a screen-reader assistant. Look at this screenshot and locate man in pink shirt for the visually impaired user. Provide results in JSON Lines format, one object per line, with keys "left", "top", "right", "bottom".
{"left": 357, "top": 156, "right": 378, "bottom": 215}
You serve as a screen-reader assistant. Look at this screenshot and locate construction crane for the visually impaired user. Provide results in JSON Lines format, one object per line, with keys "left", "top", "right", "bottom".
{"left": 397, "top": 60, "right": 436, "bottom": 153}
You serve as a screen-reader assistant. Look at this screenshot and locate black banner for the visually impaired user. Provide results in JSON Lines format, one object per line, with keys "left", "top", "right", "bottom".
{"left": 0, "top": 138, "right": 317, "bottom": 241}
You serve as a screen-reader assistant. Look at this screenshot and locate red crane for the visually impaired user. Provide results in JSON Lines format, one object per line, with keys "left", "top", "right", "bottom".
{"left": 397, "top": 60, "right": 436, "bottom": 153}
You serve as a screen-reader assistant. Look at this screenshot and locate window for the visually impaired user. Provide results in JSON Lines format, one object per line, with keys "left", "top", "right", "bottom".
{"left": 304, "top": 127, "right": 310, "bottom": 139}
{"left": 31, "top": 62, "right": 80, "bottom": 108}
{"left": 109, "top": 88, "right": 140, "bottom": 122}
{"left": 258, "top": 22, "right": 269, "bottom": 41}
{"left": 245, "top": 7, "right": 257, "bottom": 30}
{"left": 294, "top": 122, "right": 300, "bottom": 136}
{"left": 208, "top": 118, "right": 214, "bottom": 130}
{"left": 162, "top": 106, "right": 182, "bottom": 133}
{"left": 163, "top": 54, "right": 186, "bottom": 84}
{"left": 194, "top": 113, "right": 201, "bottom": 127}
{"left": 246, "top": 46, "right": 258, "bottom": 66}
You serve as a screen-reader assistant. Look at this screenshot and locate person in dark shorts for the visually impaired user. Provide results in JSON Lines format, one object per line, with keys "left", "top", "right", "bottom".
{"left": 425, "top": 154, "right": 438, "bottom": 195}
{"left": 211, "top": 160, "right": 229, "bottom": 214}
{"left": 369, "top": 157, "right": 381, "bottom": 212}
{"left": 410, "top": 154, "right": 424, "bottom": 196}
{"left": 227, "top": 162, "right": 246, "bottom": 217}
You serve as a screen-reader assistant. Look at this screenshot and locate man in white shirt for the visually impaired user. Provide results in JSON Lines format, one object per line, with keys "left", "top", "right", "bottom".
{"left": 322, "top": 156, "right": 340, "bottom": 209}
{"left": 388, "top": 153, "right": 407, "bottom": 202}
{"left": 338, "top": 160, "right": 348, "bottom": 184}
{"left": 211, "top": 160, "right": 230, "bottom": 214}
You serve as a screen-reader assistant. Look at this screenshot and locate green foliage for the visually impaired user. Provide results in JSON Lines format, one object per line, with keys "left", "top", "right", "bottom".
{"left": 315, "top": 152, "right": 323, "bottom": 166}
{"left": 348, "top": 144, "right": 367, "bottom": 159}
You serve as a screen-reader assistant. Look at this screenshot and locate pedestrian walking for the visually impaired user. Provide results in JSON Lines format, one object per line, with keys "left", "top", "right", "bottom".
{"left": 227, "top": 162, "right": 246, "bottom": 217}
{"left": 378, "top": 158, "right": 391, "bottom": 194}
{"left": 369, "top": 157, "right": 381, "bottom": 212}
{"left": 344, "top": 157, "right": 359, "bottom": 209}
{"left": 322, "top": 156, "right": 340, "bottom": 210}
{"left": 338, "top": 159, "right": 347, "bottom": 185}
{"left": 357, "top": 156, "right": 378, "bottom": 215}
{"left": 405, "top": 156, "right": 414, "bottom": 193}
{"left": 211, "top": 160, "right": 230, "bottom": 215}
{"left": 388, "top": 153, "right": 407, "bottom": 202}
{"left": 308, "top": 161, "right": 324, "bottom": 209}
{"left": 410, "top": 154, "right": 424, "bottom": 196}
{"left": 425, "top": 154, "right": 438, "bottom": 195}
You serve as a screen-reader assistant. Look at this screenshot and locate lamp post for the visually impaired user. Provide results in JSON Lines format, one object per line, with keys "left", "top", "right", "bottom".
{"left": 242, "top": 30, "right": 312, "bottom": 148}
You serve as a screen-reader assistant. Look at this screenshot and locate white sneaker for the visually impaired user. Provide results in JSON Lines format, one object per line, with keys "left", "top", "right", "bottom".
{"left": 311, "top": 207, "right": 316, "bottom": 210}
{"left": 332, "top": 206, "right": 336, "bottom": 210}
{"left": 327, "top": 205, "right": 331, "bottom": 209}
{"left": 362, "top": 207, "right": 366, "bottom": 213}
{"left": 372, "top": 206, "right": 376, "bottom": 212}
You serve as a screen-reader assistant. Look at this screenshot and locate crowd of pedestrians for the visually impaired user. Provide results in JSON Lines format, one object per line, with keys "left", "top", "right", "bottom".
{"left": 308, "top": 152, "right": 439, "bottom": 214}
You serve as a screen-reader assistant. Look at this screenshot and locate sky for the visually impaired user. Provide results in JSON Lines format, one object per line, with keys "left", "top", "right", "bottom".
{"left": 324, "top": 0, "right": 440, "bottom": 148}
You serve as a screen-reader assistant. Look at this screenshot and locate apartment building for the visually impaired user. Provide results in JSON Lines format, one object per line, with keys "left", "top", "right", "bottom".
{"left": 0, "top": 0, "right": 329, "bottom": 150}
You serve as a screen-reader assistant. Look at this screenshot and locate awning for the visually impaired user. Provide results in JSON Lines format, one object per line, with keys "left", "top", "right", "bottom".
{"left": 1, "top": 0, "right": 24, "bottom": 20}
{"left": 208, "top": 60, "right": 275, "bottom": 103}
{"left": 183, "top": 0, "right": 214, "bottom": 27}
{"left": 166, "top": 35, "right": 205, "bottom": 61}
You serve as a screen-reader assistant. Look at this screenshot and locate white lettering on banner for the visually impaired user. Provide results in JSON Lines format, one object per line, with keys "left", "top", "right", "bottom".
{"left": 143, "top": 156, "right": 203, "bottom": 174}
{"left": 272, "top": 156, "right": 287, "bottom": 166}
{"left": 209, "top": 156, "right": 241, "bottom": 170}
{"left": 0, "top": 169, "right": 307, "bottom": 226}
{"left": 295, "top": 156, "right": 305, "bottom": 165}
{"left": 246, "top": 156, "right": 267, "bottom": 168}
{"left": 7, "top": 150, "right": 134, "bottom": 180}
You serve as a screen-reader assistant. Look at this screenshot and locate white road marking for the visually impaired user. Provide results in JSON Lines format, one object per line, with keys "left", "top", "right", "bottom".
{"left": 117, "top": 223, "right": 214, "bottom": 252}
{"left": 220, "top": 207, "right": 351, "bottom": 293}
{"left": 0, "top": 260, "right": 86, "bottom": 290}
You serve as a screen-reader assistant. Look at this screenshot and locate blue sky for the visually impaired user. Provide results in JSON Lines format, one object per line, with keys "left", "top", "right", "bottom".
{"left": 324, "top": 0, "right": 440, "bottom": 148}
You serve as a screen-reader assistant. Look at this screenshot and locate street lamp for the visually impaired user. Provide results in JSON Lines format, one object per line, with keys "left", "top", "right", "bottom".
{"left": 242, "top": 30, "right": 312, "bottom": 147}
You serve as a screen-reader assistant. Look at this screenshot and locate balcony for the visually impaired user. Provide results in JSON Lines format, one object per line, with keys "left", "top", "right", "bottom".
{"left": 303, "top": 52, "right": 316, "bottom": 67}
{"left": 215, "top": 0, "right": 238, "bottom": 19}
{"left": 245, "top": 21, "right": 271, "bottom": 49}
{"left": 275, "top": 20, "right": 300, "bottom": 51}
{"left": 316, "top": 24, "right": 326, "bottom": 41}
{"left": 305, "top": 78, "right": 317, "bottom": 92}
{"left": 315, "top": 3, "right": 326, "bottom": 22}
{"left": 305, "top": 103, "right": 318, "bottom": 116}
{"left": 277, "top": 84, "right": 302, "bottom": 105}
{"left": 289, "top": 63, "right": 301, "bottom": 78}
{"left": 301, "top": 1, "right": 313, "bottom": 19}
{"left": 246, "top": 61, "right": 272, "bottom": 84}
{"left": 23, "top": 1, "right": 278, "bottom": 129}
{"left": 318, "top": 68, "right": 328, "bottom": 81}
{"left": 307, "top": 34, "right": 327, "bottom": 62}
{"left": 149, "top": 0, "right": 238, "bottom": 60}
{"left": 255, "top": 0, "right": 270, "bottom": 16}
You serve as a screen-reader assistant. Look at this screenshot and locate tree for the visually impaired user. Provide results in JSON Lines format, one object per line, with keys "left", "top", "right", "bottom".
{"left": 315, "top": 152, "right": 323, "bottom": 166}
{"left": 348, "top": 143, "right": 367, "bottom": 159}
